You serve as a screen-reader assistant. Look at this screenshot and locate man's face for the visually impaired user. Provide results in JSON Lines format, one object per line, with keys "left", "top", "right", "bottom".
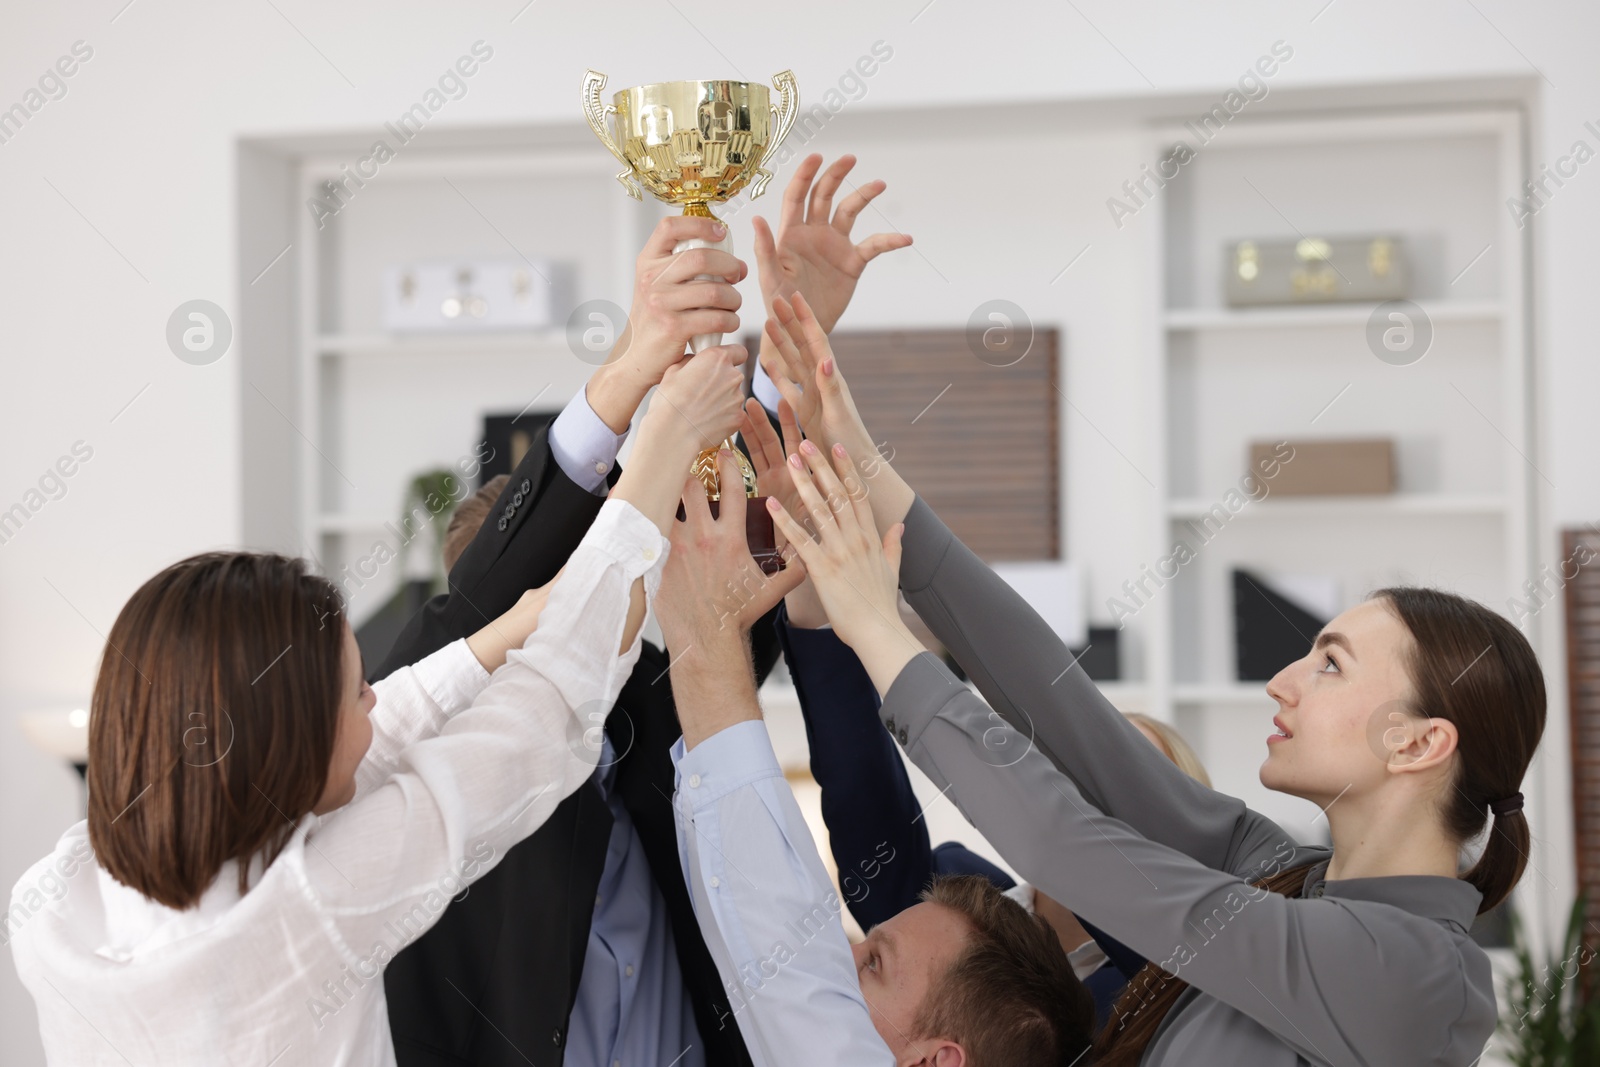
{"left": 851, "top": 901, "right": 971, "bottom": 1061}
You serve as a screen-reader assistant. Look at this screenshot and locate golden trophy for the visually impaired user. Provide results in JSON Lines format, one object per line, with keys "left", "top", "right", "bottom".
{"left": 583, "top": 69, "right": 799, "bottom": 574}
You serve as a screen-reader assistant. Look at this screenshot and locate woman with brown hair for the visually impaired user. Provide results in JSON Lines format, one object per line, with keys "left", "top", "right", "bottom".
{"left": 7, "top": 341, "right": 751, "bottom": 1065}
{"left": 759, "top": 292, "right": 1546, "bottom": 1065}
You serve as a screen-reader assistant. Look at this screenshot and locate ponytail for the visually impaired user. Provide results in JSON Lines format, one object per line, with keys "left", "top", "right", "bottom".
{"left": 1371, "top": 587, "right": 1545, "bottom": 917}
{"left": 1464, "top": 806, "right": 1530, "bottom": 914}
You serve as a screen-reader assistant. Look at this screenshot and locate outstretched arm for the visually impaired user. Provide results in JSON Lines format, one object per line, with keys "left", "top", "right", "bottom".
{"left": 764, "top": 427, "right": 1300, "bottom": 879}
{"left": 740, "top": 389, "right": 934, "bottom": 929}
{"left": 654, "top": 455, "right": 890, "bottom": 1067}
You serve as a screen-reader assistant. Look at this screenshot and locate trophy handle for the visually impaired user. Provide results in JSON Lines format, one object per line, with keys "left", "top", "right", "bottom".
{"left": 582, "top": 69, "right": 641, "bottom": 201}
{"left": 748, "top": 69, "right": 798, "bottom": 199}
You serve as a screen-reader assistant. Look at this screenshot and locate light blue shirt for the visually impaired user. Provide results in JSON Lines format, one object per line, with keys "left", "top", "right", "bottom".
{"left": 549, "top": 387, "right": 629, "bottom": 496}
{"left": 672, "top": 721, "right": 892, "bottom": 1067}
{"left": 751, "top": 356, "right": 784, "bottom": 417}
{"left": 550, "top": 391, "right": 705, "bottom": 1067}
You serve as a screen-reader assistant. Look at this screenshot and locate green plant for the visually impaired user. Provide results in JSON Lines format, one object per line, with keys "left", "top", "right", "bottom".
{"left": 398, "top": 468, "right": 468, "bottom": 596}
{"left": 1497, "top": 894, "right": 1600, "bottom": 1066}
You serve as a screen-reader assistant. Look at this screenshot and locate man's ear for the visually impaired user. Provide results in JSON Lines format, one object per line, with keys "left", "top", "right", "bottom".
{"left": 907, "top": 1039, "right": 965, "bottom": 1067}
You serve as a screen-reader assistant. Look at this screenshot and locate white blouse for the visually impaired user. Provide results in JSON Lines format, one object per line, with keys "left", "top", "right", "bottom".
{"left": 8, "top": 498, "right": 668, "bottom": 1066}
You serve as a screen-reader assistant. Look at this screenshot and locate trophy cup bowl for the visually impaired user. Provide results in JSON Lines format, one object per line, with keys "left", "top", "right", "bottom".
{"left": 583, "top": 69, "right": 799, "bottom": 575}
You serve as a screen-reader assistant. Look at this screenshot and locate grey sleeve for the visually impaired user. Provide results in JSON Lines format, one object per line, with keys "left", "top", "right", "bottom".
{"left": 896, "top": 495, "right": 1297, "bottom": 877}
{"left": 882, "top": 653, "right": 1493, "bottom": 1065}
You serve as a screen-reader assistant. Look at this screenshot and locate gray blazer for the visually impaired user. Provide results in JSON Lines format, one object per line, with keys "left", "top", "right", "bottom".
{"left": 877, "top": 496, "right": 1495, "bottom": 1065}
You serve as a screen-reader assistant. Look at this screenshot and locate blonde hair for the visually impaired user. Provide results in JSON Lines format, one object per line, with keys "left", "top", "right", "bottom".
{"left": 1122, "top": 712, "right": 1211, "bottom": 788}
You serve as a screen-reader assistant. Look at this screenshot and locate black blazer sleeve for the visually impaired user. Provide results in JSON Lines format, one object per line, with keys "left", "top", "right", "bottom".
{"left": 373, "top": 423, "right": 616, "bottom": 682}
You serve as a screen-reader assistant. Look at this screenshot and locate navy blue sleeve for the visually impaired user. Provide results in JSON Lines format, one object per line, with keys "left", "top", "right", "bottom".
{"left": 776, "top": 603, "right": 934, "bottom": 931}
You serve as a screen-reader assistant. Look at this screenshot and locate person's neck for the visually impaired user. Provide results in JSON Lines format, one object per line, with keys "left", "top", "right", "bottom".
{"left": 1324, "top": 788, "right": 1458, "bottom": 882}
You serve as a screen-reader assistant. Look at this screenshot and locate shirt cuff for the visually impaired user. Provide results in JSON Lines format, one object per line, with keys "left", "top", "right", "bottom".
{"left": 880, "top": 651, "right": 968, "bottom": 749}
{"left": 672, "top": 720, "right": 782, "bottom": 809}
{"left": 752, "top": 354, "right": 784, "bottom": 416}
{"left": 550, "top": 388, "right": 627, "bottom": 496}
{"left": 408, "top": 638, "right": 494, "bottom": 718}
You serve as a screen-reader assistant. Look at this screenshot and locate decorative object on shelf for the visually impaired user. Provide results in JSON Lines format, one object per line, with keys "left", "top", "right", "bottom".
{"left": 382, "top": 258, "right": 562, "bottom": 332}
{"left": 1232, "top": 569, "right": 1334, "bottom": 682}
{"left": 1224, "top": 234, "right": 1409, "bottom": 306}
{"left": 1249, "top": 438, "right": 1395, "bottom": 496}
{"left": 583, "top": 67, "right": 799, "bottom": 576}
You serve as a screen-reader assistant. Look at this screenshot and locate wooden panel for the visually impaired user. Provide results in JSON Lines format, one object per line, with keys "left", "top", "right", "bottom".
{"left": 826, "top": 328, "right": 1060, "bottom": 562}
{"left": 1563, "top": 527, "right": 1600, "bottom": 967}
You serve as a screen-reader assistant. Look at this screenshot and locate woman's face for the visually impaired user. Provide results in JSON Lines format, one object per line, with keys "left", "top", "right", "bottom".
{"left": 1260, "top": 598, "right": 1420, "bottom": 808}
{"left": 312, "top": 622, "right": 376, "bottom": 815}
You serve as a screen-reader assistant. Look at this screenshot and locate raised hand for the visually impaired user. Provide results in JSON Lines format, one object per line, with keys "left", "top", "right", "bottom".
{"left": 759, "top": 293, "right": 915, "bottom": 536}
{"left": 655, "top": 452, "right": 807, "bottom": 653}
{"left": 765, "top": 439, "right": 908, "bottom": 658}
{"left": 752, "top": 154, "right": 912, "bottom": 334}
{"left": 738, "top": 397, "right": 805, "bottom": 524}
{"left": 653, "top": 344, "right": 749, "bottom": 451}
{"left": 588, "top": 216, "right": 746, "bottom": 434}
{"left": 613, "top": 344, "right": 748, "bottom": 532}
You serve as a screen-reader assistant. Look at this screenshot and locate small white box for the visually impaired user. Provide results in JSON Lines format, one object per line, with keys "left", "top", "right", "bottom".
{"left": 382, "top": 258, "right": 557, "bottom": 332}
{"left": 989, "top": 561, "right": 1087, "bottom": 648}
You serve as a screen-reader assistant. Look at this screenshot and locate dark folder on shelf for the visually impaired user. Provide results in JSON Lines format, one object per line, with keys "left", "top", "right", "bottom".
{"left": 1233, "top": 569, "right": 1328, "bottom": 682}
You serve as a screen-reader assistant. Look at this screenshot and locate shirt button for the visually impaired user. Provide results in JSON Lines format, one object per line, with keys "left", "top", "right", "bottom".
{"left": 595, "top": 461, "right": 609, "bottom": 475}
{"left": 625, "top": 965, "right": 635, "bottom": 978}
{"left": 688, "top": 773, "right": 702, "bottom": 788}
{"left": 643, "top": 547, "right": 657, "bottom": 561}
{"left": 709, "top": 876, "right": 721, "bottom": 888}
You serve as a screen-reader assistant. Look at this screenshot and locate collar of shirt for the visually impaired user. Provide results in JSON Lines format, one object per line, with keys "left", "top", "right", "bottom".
{"left": 1298, "top": 858, "right": 1483, "bottom": 933}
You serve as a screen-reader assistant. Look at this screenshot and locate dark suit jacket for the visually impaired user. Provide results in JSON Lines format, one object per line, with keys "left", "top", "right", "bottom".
{"left": 372, "top": 423, "right": 778, "bottom": 1067}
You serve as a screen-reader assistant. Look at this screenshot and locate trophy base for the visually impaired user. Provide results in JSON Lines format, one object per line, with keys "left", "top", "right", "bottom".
{"left": 676, "top": 495, "right": 786, "bottom": 575}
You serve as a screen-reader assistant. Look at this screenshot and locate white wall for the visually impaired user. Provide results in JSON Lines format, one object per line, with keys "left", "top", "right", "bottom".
{"left": 3, "top": 1, "right": 1597, "bottom": 1061}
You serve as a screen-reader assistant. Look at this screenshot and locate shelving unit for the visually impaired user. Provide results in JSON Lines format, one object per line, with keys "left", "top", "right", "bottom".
{"left": 292, "top": 150, "right": 662, "bottom": 626}
{"left": 1140, "top": 107, "right": 1534, "bottom": 852}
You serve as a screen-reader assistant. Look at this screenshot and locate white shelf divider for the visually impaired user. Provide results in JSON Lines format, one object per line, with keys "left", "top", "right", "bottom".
{"left": 1166, "top": 494, "right": 1509, "bottom": 520}
{"left": 1164, "top": 300, "right": 1502, "bottom": 332}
